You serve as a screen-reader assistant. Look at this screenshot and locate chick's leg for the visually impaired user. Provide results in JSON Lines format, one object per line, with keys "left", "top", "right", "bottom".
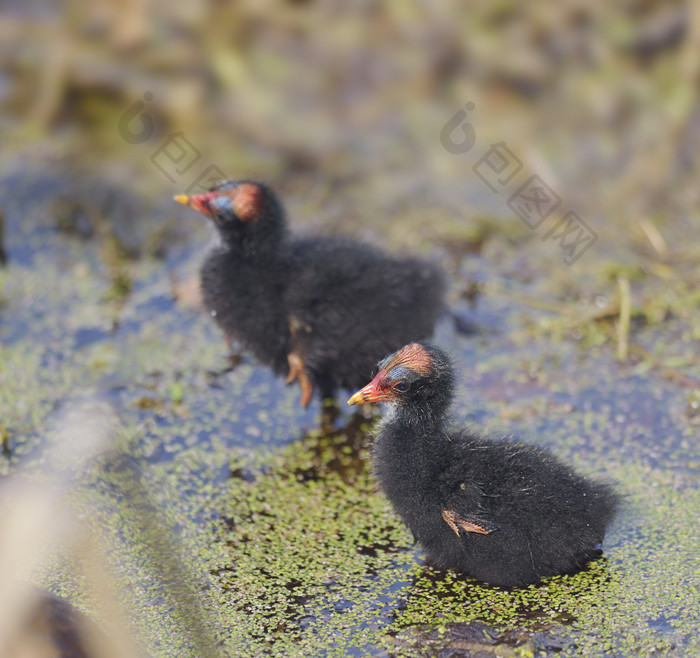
{"left": 286, "top": 316, "right": 313, "bottom": 407}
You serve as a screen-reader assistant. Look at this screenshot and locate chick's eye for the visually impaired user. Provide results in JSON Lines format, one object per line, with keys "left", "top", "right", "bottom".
{"left": 393, "top": 380, "right": 410, "bottom": 393}
{"left": 212, "top": 197, "right": 233, "bottom": 218}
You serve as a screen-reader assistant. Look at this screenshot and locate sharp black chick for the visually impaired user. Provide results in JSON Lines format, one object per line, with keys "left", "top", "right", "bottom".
{"left": 175, "top": 181, "right": 445, "bottom": 406}
{"left": 348, "top": 342, "right": 620, "bottom": 587}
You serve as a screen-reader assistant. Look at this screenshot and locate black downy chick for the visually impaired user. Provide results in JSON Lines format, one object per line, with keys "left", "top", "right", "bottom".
{"left": 348, "top": 342, "right": 620, "bottom": 587}
{"left": 175, "top": 181, "right": 445, "bottom": 406}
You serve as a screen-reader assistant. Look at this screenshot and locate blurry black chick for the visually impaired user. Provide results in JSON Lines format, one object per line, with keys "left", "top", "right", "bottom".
{"left": 348, "top": 342, "right": 620, "bottom": 587}
{"left": 175, "top": 181, "right": 445, "bottom": 406}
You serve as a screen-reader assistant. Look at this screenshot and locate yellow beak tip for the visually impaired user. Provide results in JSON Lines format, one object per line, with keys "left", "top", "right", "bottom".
{"left": 173, "top": 194, "right": 190, "bottom": 206}
{"left": 347, "top": 392, "right": 365, "bottom": 406}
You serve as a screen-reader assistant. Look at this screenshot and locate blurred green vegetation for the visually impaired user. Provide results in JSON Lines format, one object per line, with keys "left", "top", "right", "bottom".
{"left": 2, "top": 0, "right": 700, "bottom": 224}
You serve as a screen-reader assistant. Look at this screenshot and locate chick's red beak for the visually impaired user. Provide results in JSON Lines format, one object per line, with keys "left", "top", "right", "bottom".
{"left": 173, "top": 191, "right": 218, "bottom": 216}
{"left": 348, "top": 371, "right": 391, "bottom": 405}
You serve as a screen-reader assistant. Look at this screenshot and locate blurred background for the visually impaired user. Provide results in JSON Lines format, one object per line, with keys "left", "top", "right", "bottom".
{"left": 3, "top": 0, "right": 700, "bottom": 236}
{"left": 1, "top": 1, "right": 699, "bottom": 656}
